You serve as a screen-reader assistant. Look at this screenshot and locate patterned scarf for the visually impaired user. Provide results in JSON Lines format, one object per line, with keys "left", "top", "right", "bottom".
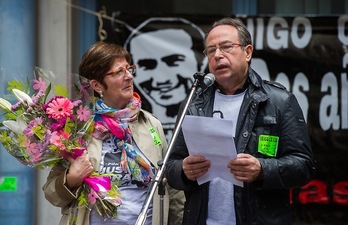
{"left": 92, "top": 92, "right": 154, "bottom": 183}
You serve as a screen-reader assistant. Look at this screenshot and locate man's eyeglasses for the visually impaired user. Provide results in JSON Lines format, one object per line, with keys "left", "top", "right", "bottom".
{"left": 203, "top": 43, "right": 243, "bottom": 58}
{"left": 103, "top": 65, "right": 136, "bottom": 78}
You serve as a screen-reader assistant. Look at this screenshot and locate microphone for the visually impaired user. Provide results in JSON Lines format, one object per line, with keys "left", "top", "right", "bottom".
{"left": 196, "top": 73, "right": 215, "bottom": 94}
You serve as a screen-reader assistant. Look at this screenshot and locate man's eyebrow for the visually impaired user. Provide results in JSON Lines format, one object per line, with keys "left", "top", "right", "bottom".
{"left": 206, "top": 40, "right": 233, "bottom": 48}
{"left": 219, "top": 40, "right": 233, "bottom": 45}
{"left": 138, "top": 58, "right": 156, "bottom": 62}
{"left": 161, "top": 54, "right": 185, "bottom": 61}
{"left": 161, "top": 54, "right": 185, "bottom": 66}
{"left": 137, "top": 59, "right": 157, "bottom": 69}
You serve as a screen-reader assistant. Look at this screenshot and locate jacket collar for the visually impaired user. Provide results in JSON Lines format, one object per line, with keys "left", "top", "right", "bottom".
{"left": 246, "top": 68, "right": 269, "bottom": 103}
{"left": 131, "top": 109, "right": 148, "bottom": 124}
{"left": 248, "top": 67, "right": 262, "bottom": 88}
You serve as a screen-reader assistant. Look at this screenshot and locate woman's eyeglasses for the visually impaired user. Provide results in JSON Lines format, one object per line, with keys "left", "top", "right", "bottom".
{"left": 103, "top": 65, "right": 136, "bottom": 78}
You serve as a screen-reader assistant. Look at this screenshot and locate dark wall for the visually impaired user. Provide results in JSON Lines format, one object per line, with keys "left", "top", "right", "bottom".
{"left": 99, "top": 0, "right": 233, "bottom": 15}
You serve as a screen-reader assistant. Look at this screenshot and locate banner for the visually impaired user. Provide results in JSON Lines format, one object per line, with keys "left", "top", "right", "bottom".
{"left": 100, "top": 11, "right": 348, "bottom": 224}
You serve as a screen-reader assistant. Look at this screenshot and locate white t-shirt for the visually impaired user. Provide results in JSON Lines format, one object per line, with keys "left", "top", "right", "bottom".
{"left": 207, "top": 89, "right": 245, "bottom": 225}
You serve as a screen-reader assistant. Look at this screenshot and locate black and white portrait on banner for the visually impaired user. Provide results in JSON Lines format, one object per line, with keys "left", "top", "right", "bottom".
{"left": 123, "top": 17, "right": 208, "bottom": 140}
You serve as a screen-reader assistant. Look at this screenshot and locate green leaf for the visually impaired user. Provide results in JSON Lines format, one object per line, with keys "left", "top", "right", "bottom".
{"left": 54, "top": 84, "right": 68, "bottom": 97}
{"left": 43, "top": 83, "right": 51, "bottom": 103}
{"left": 7, "top": 80, "right": 23, "bottom": 91}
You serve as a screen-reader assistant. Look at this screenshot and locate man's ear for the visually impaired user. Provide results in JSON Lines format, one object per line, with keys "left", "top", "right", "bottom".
{"left": 245, "top": 44, "right": 253, "bottom": 63}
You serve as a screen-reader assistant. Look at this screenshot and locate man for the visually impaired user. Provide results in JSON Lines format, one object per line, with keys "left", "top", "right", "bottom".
{"left": 124, "top": 17, "right": 208, "bottom": 140}
{"left": 166, "top": 17, "right": 316, "bottom": 225}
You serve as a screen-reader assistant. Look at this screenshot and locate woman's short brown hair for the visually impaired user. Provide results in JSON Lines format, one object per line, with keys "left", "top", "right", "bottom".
{"left": 79, "top": 42, "right": 132, "bottom": 95}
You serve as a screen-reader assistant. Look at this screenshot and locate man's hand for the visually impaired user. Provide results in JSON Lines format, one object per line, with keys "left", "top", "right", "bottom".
{"left": 227, "top": 153, "right": 263, "bottom": 182}
{"left": 182, "top": 155, "right": 210, "bottom": 181}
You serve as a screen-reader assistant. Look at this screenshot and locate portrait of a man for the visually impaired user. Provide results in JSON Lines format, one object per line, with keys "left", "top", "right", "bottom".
{"left": 124, "top": 17, "right": 208, "bottom": 140}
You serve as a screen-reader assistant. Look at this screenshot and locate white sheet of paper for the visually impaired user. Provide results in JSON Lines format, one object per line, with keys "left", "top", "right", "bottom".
{"left": 182, "top": 115, "right": 243, "bottom": 187}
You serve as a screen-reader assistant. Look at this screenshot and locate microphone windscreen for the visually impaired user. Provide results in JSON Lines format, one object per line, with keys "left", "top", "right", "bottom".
{"left": 204, "top": 73, "right": 215, "bottom": 87}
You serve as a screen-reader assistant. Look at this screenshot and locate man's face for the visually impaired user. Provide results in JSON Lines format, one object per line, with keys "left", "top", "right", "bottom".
{"left": 129, "top": 29, "right": 198, "bottom": 107}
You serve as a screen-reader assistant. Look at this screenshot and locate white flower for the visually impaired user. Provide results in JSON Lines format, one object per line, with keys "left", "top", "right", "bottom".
{"left": 12, "top": 89, "right": 33, "bottom": 104}
{"left": 2, "top": 114, "right": 27, "bottom": 134}
{"left": 0, "top": 98, "right": 12, "bottom": 112}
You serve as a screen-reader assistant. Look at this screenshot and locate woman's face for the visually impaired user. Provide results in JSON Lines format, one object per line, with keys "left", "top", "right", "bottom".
{"left": 92, "top": 58, "right": 134, "bottom": 109}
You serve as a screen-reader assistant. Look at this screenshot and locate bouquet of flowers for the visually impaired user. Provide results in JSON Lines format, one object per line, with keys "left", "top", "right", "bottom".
{"left": 0, "top": 67, "right": 121, "bottom": 223}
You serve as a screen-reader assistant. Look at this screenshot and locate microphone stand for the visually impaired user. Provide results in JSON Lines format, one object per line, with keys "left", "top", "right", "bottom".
{"left": 135, "top": 72, "right": 205, "bottom": 225}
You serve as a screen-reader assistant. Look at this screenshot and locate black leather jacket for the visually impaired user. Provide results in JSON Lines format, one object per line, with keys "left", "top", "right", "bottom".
{"left": 166, "top": 69, "right": 316, "bottom": 225}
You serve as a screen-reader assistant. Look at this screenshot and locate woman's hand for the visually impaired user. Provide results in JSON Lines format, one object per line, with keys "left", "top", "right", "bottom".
{"left": 66, "top": 151, "right": 94, "bottom": 191}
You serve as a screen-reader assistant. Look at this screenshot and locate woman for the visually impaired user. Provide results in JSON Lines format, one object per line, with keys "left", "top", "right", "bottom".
{"left": 43, "top": 42, "right": 184, "bottom": 225}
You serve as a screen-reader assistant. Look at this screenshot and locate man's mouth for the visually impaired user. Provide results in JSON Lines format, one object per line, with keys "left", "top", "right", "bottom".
{"left": 139, "top": 75, "right": 192, "bottom": 97}
{"left": 215, "top": 64, "right": 229, "bottom": 73}
{"left": 140, "top": 78, "right": 178, "bottom": 95}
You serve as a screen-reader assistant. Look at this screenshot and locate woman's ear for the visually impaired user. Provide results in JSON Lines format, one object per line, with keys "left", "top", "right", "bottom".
{"left": 90, "top": 80, "right": 102, "bottom": 93}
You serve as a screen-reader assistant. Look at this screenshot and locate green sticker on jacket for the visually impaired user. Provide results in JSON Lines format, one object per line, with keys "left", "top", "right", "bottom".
{"left": 258, "top": 134, "right": 279, "bottom": 157}
{"left": 149, "top": 127, "right": 162, "bottom": 146}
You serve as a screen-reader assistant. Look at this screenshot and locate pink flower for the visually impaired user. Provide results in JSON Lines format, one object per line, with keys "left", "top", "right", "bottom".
{"left": 33, "top": 77, "right": 47, "bottom": 91}
{"left": 31, "top": 90, "right": 45, "bottom": 105}
{"left": 88, "top": 188, "right": 99, "bottom": 204}
{"left": 50, "top": 118, "right": 66, "bottom": 131}
{"left": 76, "top": 105, "right": 91, "bottom": 122}
{"left": 45, "top": 97, "right": 74, "bottom": 120}
{"left": 25, "top": 140, "right": 42, "bottom": 162}
{"left": 50, "top": 131, "right": 70, "bottom": 150}
{"left": 24, "top": 117, "right": 44, "bottom": 137}
{"left": 73, "top": 100, "right": 82, "bottom": 106}
{"left": 84, "top": 176, "right": 111, "bottom": 192}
